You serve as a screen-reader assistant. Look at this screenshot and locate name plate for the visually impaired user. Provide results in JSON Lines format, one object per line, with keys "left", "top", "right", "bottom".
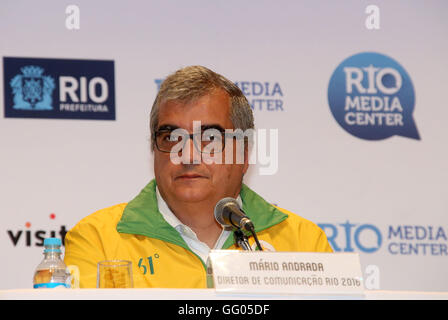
{"left": 206, "top": 250, "right": 364, "bottom": 296}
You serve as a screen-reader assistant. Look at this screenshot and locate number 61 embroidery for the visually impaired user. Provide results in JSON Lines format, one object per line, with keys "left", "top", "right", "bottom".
{"left": 138, "top": 254, "right": 159, "bottom": 275}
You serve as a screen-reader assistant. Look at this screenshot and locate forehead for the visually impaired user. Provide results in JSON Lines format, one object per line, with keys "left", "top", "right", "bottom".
{"left": 157, "top": 89, "right": 233, "bottom": 130}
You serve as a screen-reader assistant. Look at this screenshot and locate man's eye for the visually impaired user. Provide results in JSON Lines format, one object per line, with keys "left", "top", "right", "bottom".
{"left": 203, "top": 131, "right": 222, "bottom": 142}
{"left": 159, "top": 132, "right": 180, "bottom": 142}
{"left": 166, "top": 134, "right": 182, "bottom": 142}
{"left": 203, "top": 134, "right": 215, "bottom": 142}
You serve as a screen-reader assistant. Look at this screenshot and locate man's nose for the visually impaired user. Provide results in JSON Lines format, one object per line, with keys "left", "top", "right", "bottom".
{"left": 180, "top": 135, "right": 201, "bottom": 164}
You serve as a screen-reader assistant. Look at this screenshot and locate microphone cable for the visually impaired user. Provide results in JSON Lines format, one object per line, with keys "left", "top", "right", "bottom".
{"left": 248, "top": 225, "right": 263, "bottom": 251}
{"left": 234, "top": 224, "right": 263, "bottom": 251}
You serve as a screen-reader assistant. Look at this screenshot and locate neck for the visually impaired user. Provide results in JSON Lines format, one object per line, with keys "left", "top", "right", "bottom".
{"left": 167, "top": 199, "right": 223, "bottom": 248}
{"left": 158, "top": 190, "right": 240, "bottom": 248}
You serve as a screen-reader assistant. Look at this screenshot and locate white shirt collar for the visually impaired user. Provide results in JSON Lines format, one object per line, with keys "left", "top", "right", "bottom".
{"left": 156, "top": 187, "right": 184, "bottom": 229}
{"left": 155, "top": 186, "right": 242, "bottom": 237}
{"left": 155, "top": 186, "right": 242, "bottom": 262}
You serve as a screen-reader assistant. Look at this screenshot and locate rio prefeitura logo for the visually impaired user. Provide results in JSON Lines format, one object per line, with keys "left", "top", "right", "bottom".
{"left": 3, "top": 57, "right": 115, "bottom": 120}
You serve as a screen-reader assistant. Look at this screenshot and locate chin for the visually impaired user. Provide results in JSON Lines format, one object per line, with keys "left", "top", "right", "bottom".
{"left": 174, "top": 188, "right": 211, "bottom": 203}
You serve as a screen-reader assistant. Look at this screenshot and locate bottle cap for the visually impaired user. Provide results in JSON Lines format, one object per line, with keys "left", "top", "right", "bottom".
{"left": 44, "top": 238, "right": 62, "bottom": 252}
{"left": 44, "top": 237, "right": 61, "bottom": 247}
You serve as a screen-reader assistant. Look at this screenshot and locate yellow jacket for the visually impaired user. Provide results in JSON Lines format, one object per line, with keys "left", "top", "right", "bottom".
{"left": 64, "top": 180, "right": 333, "bottom": 288}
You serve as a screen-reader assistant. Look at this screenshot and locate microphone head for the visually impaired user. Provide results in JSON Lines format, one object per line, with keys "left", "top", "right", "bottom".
{"left": 214, "top": 197, "right": 240, "bottom": 226}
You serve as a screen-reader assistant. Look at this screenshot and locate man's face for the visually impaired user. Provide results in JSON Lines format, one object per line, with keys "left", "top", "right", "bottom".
{"left": 153, "top": 89, "right": 249, "bottom": 207}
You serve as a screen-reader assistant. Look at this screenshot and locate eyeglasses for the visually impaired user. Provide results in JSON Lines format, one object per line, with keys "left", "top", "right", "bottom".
{"left": 154, "top": 128, "right": 227, "bottom": 154}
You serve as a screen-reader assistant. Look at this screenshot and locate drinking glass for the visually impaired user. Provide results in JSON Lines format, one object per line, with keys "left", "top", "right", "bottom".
{"left": 97, "top": 260, "right": 133, "bottom": 288}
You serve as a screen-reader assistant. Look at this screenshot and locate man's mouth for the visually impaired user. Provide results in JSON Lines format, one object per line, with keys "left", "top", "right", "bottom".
{"left": 176, "top": 173, "right": 206, "bottom": 180}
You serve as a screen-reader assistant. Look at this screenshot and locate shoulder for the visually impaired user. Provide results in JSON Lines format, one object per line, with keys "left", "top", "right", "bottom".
{"left": 272, "top": 206, "right": 333, "bottom": 252}
{"left": 64, "top": 203, "right": 129, "bottom": 287}
{"left": 68, "top": 203, "right": 127, "bottom": 235}
{"left": 275, "top": 206, "right": 322, "bottom": 232}
{"left": 65, "top": 203, "right": 129, "bottom": 259}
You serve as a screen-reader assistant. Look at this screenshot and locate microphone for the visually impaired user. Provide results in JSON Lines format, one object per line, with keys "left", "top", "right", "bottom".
{"left": 214, "top": 197, "right": 255, "bottom": 232}
{"left": 214, "top": 197, "right": 263, "bottom": 251}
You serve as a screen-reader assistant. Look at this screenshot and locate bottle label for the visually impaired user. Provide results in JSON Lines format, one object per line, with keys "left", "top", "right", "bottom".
{"left": 33, "top": 282, "right": 70, "bottom": 289}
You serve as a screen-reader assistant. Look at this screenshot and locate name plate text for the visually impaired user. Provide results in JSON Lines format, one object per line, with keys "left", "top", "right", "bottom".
{"left": 207, "top": 250, "right": 364, "bottom": 296}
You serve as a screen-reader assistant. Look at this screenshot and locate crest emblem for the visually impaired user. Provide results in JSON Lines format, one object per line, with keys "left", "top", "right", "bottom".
{"left": 9, "top": 65, "right": 55, "bottom": 110}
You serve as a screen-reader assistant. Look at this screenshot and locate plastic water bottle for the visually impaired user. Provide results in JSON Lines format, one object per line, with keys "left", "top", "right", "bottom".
{"left": 33, "top": 238, "right": 71, "bottom": 289}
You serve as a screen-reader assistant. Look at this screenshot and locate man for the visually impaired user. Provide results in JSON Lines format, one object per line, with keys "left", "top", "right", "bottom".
{"left": 64, "top": 66, "right": 332, "bottom": 288}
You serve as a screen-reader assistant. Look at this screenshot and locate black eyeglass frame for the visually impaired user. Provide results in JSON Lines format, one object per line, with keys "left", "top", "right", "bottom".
{"left": 153, "top": 128, "right": 232, "bottom": 154}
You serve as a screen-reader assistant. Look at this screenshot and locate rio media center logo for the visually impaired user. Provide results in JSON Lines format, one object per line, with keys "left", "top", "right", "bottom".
{"left": 328, "top": 52, "right": 419, "bottom": 140}
{"left": 3, "top": 57, "right": 115, "bottom": 120}
{"left": 318, "top": 221, "right": 448, "bottom": 256}
{"left": 154, "top": 78, "right": 285, "bottom": 112}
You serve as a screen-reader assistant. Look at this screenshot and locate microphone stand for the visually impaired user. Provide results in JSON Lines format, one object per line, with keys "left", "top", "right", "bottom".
{"left": 233, "top": 228, "right": 252, "bottom": 251}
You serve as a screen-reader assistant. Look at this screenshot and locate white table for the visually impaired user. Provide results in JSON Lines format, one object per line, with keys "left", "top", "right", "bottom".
{"left": 1, "top": 288, "right": 448, "bottom": 300}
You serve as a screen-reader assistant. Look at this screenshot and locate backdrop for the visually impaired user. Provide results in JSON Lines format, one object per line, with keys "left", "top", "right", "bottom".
{"left": 1, "top": 0, "right": 447, "bottom": 291}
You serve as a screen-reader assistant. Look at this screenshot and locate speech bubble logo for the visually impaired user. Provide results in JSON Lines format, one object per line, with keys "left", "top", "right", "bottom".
{"left": 328, "top": 52, "right": 420, "bottom": 140}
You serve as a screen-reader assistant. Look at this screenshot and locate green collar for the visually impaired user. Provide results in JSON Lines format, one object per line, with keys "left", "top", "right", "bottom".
{"left": 116, "top": 179, "right": 288, "bottom": 250}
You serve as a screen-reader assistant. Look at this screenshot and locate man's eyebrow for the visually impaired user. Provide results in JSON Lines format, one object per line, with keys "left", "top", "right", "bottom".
{"left": 156, "top": 124, "right": 179, "bottom": 131}
{"left": 156, "top": 124, "right": 227, "bottom": 132}
{"left": 201, "top": 124, "right": 226, "bottom": 132}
